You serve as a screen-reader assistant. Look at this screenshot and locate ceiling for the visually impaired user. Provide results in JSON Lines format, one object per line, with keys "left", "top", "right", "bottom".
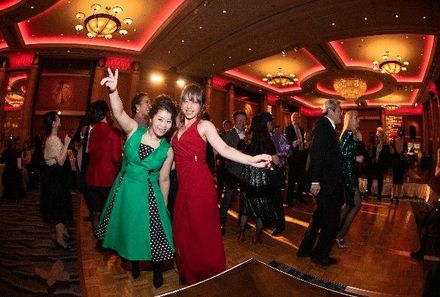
{"left": 1, "top": 0, "right": 440, "bottom": 109}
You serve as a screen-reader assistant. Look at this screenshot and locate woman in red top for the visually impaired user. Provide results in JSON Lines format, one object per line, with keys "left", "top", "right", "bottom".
{"left": 85, "top": 100, "right": 122, "bottom": 229}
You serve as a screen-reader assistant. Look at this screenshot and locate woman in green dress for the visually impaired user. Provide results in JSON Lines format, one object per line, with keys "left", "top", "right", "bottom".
{"left": 96, "top": 68, "right": 177, "bottom": 288}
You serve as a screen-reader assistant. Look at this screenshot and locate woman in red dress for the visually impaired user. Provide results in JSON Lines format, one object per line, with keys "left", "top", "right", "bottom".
{"left": 171, "top": 84, "right": 272, "bottom": 284}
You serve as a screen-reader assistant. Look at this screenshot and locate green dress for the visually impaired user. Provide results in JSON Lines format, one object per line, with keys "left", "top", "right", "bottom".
{"left": 95, "top": 127, "right": 174, "bottom": 261}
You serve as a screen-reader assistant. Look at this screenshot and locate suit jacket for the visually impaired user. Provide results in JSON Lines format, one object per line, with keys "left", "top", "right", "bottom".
{"left": 307, "top": 117, "right": 342, "bottom": 196}
{"left": 285, "top": 124, "right": 305, "bottom": 155}
{"left": 220, "top": 128, "right": 243, "bottom": 178}
{"left": 85, "top": 121, "right": 122, "bottom": 187}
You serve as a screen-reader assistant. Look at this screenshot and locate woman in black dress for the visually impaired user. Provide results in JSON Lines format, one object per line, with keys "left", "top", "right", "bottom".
{"left": 237, "top": 114, "right": 279, "bottom": 244}
{"left": 40, "top": 111, "right": 73, "bottom": 249}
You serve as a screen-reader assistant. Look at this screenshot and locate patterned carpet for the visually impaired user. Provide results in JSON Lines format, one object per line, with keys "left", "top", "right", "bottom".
{"left": 0, "top": 189, "right": 80, "bottom": 297}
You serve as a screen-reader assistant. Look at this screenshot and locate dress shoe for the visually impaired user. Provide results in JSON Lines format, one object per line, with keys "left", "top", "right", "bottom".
{"left": 271, "top": 228, "right": 284, "bottom": 236}
{"left": 296, "top": 250, "right": 312, "bottom": 258}
{"left": 311, "top": 257, "right": 338, "bottom": 266}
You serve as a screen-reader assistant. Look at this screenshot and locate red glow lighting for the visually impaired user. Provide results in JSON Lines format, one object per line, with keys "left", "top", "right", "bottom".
{"left": 0, "top": 0, "right": 22, "bottom": 11}
{"left": 225, "top": 69, "right": 301, "bottom": 93}
{"left": 267, "top": 94, "right": 278, "bottom": 104}
{"left": 212, "top": 76, "right": 230, "bottom": 90}
{"left": 300, "top": 107, "right": 322, "bottom": 116}
{"left": 17, "top": 0, "right": 185, "bottom": 52}
{"left": 105, "top": 57, "right": 133, "bottom": 71}
{"left": 8, "top": 52, "right": 34, "bottom": 68}
{"left": 329, "top": 35, "right": 435, "bottom": 83}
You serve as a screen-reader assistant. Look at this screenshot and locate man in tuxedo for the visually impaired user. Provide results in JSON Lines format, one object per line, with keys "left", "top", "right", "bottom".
{"left": 219, "top": 110, "right": 247, "bottom": 234}
{"left": 285, "top": 112, "right": 307, "bottom": 205}
{"left": 296, "top": 99, "right": 343, "bottom": 266}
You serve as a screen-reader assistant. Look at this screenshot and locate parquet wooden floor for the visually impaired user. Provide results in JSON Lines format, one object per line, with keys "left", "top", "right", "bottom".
{"left": 79, "top": 194, "right": 424, "bottom": 297}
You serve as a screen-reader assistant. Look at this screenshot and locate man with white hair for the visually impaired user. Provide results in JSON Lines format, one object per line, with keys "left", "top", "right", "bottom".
{"left": 296, "top": 99, "right": 344, "bottom": 266}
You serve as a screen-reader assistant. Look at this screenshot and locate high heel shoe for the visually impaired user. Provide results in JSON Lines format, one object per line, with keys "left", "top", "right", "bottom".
{"left": 237, "top": 229, "right": 245, "bottom": 242}
{"left": 55, "top": 239, "right": 70, "bottom": 250}
{"left": 335, "top": 238, "right": 346, "bottom": 249}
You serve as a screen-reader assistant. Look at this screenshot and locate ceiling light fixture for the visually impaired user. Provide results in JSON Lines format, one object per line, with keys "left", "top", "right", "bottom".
{"left": 382, "top": 104, "right": 399, "bottom": 111}
{"left": 333, "top": 77, "right": 367, "bottom": 100}
{"left": 262, "top": 68, "right": 298, "bottom": 87}
{"left": 372, "top": 51, "right": 409, "bottom": 74}
{"left": 75, "top": 4, "right": 133, "bottom": 39}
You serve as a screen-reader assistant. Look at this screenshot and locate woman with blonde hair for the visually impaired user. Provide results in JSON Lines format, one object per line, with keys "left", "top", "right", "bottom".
{"left": 335, "top": 110, "right": 364, "bottom": 248}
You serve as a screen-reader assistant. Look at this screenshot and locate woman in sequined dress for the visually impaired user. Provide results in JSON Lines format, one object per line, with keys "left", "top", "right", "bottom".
{"left": 336, "top": 111, "right": 365, "bottom": 248}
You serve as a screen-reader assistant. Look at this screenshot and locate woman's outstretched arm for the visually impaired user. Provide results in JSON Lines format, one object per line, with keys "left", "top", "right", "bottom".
{"left": 199, "top": 120, "right": 271, "bottom": 168}
{"left": 100, "top": 68, "right": 137, "bottom": 136}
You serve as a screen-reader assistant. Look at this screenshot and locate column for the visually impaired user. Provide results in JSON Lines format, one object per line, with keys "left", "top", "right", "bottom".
{"left": 205, "top": 78, "right": 212, "bottom": 112}
{"left": 21, "top": 55, "right": 39, "bottom": 141}
{"left": 0, "top": 60, "right": 7, "bottom": 140}
{"left": 127, "top": 62, "right": 140, "bottom": 114}
{"left": 90, "top": 58, "right": 106, "bottom": 103}
{"left": 227, "top": 84, "right": 235, "bottom": 119}
{"left": 422, "top": 103, "right": 429, "bottom": 155}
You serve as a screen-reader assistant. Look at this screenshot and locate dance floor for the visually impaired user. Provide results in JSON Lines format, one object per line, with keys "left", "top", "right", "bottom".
{"left": 79, "top": 193, "right": 425, "bottom": 297}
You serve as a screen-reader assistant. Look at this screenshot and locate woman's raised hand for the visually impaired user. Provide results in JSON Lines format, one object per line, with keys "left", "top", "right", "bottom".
{"left": 100, "top": 68, "right": 119, "bottom": 93}
{"left": 250, "top": 154, "right": 272, "bottom": 168}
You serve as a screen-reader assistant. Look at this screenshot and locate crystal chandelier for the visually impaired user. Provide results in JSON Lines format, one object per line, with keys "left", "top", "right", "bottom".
{"left": 372, "top": 51, "right": 409, "bottom": 74}
{"left": 333, "top": 77, "right": 367, "bottom": 100}
{"left": 382, "top": 104, "right": 399, "bottom": 111}
{"left": 262, "top": 68, "right": 298, "bottom": 87}
{"left": 75, "top": 4, "right": 133, "bottom": 39}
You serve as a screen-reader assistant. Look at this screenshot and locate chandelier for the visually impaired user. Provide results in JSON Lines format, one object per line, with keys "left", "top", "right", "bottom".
{"left": 333, "top": 77, "right": 367, "bottom": 100}
{"left": 262, "top": 68, "right": 298, "bottom": 87}
{"left": 372, "top": 51, "right": 409, "bottom": 74}
{"left": 75, "top": 4, "right": 133, "bottom": 39}
{"left": 382, "top": 104, "right": 399, "bottom": 111}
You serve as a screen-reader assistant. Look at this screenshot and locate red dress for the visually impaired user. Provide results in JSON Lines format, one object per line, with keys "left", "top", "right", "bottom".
{"left": 171, "top": 120, "right": 226, "bottom": 284}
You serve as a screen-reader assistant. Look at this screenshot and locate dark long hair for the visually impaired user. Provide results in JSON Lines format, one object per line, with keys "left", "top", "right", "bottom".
{"left": 42, "top": 111, "right": 58, "bottom": 136}
{"left": 247, "top": 114, "right": 274, "bottom": 155}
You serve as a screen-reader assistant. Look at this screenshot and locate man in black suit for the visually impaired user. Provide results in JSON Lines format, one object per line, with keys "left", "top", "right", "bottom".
{"left": 285, "top": 112, "right": 307, "bottom": 205}
{"left": 297, "top": 99, "right": 343, "bottom": 266}
{"left": 219, "top": 110, "right": 247, "bottom": 234}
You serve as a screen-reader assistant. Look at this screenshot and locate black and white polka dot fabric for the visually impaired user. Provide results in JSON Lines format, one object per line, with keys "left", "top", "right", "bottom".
{"left": 140, "top": 143, "right": 174, "bottom": 261}
{"left": 95, "top": 171, "right": 126, "bottom": 240}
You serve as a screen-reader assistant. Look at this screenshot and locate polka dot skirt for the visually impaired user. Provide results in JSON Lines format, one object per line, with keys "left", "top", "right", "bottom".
{"left": 95, "top": 170, "right": 126, "bottom": 240}
{"left": 140, "top": 143, "right": 174, "bottom": 261}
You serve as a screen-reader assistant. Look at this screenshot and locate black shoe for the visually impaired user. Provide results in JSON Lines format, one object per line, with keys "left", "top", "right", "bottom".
{"left": 271, "top": 228, "right": 284, "bottom": 236}
{"left": 153, "top": 269, "right": 163, "bottom": 288}
{"left": 296, "top": 250, "right": 312, "bottom": 258}
{"left": 311, "top": 256, "right": 338, "bottom": 266}
{"left": 410, "top": 251, "right": 424, "bottom": 261}
{"left": 131, "top": 261, "right": 140, "bottom": 279}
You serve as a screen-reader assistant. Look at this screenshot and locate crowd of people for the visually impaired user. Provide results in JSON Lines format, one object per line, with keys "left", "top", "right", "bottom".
{"left": 2, "top": 67, "right": 439, "bottom": 287}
